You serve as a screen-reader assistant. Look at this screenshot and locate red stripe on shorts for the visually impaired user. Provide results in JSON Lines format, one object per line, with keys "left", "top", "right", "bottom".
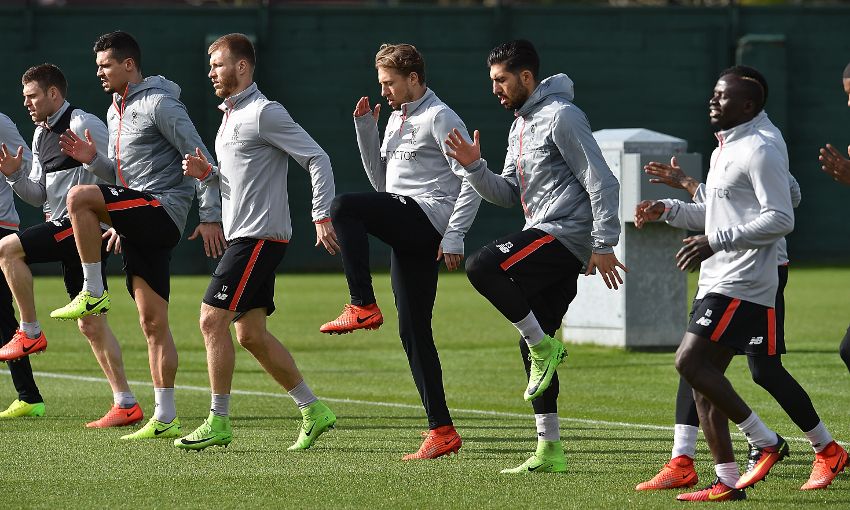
{"left": 767, "top": 308, "right": 776, "bottom": 355}
{"left": 710, "top": 298, "right": 740, "bottom": 342}
{"left": 228, "top": 240, "right": 264, "bottom": 311}
{"left": 53, "top": 227, "right": 74, "bottom": 242}
{"left": 499, "top": 234, "right": 555, "bottom": 271}
{"left": 105, "top": 197, "right": 162, "bottom": 212}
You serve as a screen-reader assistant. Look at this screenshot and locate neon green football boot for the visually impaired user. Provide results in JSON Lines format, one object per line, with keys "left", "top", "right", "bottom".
{"left": 0, "top": 399, "right": 45, "bottom": 418}
{"left": 50, "top": 290, "right": 110, "bottom": 320}
{"left": 288, "top": 400, "right": 336, "bottom": 451}
{"left": 524, "top": 335, "right": 567, "bottom": 401}
{"left": 174, "top": 412, "right": 232, "bottom": 451}
{"left": 501, "top": 440, "right": 567, "bottom": 474}
{"left": 120, "top": 417, "right": 181, "bottom": 440}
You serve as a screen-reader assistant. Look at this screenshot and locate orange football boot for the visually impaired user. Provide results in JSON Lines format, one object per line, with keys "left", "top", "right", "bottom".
{"left": 677, "top": 478, "right": 746, "bottom": 502}
{"left": 801, "top": 441, "right": 848, "bottom": 490}
{"left": 0, "top": 330, "right": 46, "bottom": 361}
{"left": 635, "top": 455, "right": 698, "bottom": 490}
{"left": 320, "top": 303, "right": 383, "bottom": 334}
{"left": 402, "top": 425, "right": 462, "bottom": 460}
{"left": 86, "top": 403, "right": 144, "bottom": 428}
{"left": 736, "top": 435, "right": 789, "bottom": 489}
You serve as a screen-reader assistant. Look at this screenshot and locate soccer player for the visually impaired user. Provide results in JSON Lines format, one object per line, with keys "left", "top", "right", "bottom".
{"left": 176, "top": 33, "right": 338, "bottom": 451}
{"left": 319, "top": 43, "right": 480, "bottom": 459}
{"left": 0, "top": 112, "right": 43, "bottom": 419}
{"left": 630, "top": 69, "right": 801, "bottom": 501}
{"left": 57, "top": 31, "right": 222, "bottom": 440}
{"left": 817, "top": 61, "right": 850, "bottom": 373}
{"left": 635, "top": 66, "right": 846, "bottom": 494}
{"left": 0, "top": 63, "right": 148, "bottom": 427}
{"left": 444, "top": 39, "right": 625, "bottom": 473}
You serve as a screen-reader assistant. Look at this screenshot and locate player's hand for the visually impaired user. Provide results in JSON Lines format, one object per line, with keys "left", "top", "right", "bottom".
{"left": 0, "top": 144, "right": 24, "bottom": 177}
{"left": 354, "top": 96, "right": 381, "bottom": 122}
{"left": 102, "top": 228, "right": 122, "bottom": 254}
{"left": 445, "top": 128, "right": 481, "bottom": 167}
{"left": 644, "top": 156, "right": 700, "bottom": 196}
{"left": 315, "top": 220, "right": 339, "bottom": 255}
{"left": 818, "top": 143, "right": 850, "bottom": 186}
{"left": 634, "top": 200, "right": 665, "bottom": 229}
{"left": 182, "top": 148, "right": 211, "bottom": 179}
{"left": 436, "top": 246, "right": 463, "bottom": 271}
{"left": 59, "top": 128, "right": 97, "bottom": 165}
{"left": 586, "top": 252, "right": 628, "bottom": 290}
{"left": 675, "top": 235, "right": 714, "bottom": 272}
{"left": 188, "top": 221, "right": 225, "bottom": 258}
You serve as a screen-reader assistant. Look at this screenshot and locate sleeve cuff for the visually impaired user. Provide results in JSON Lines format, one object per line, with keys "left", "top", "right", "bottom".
{"left": 314, "top": 217, "right": 331, "bottom": 224}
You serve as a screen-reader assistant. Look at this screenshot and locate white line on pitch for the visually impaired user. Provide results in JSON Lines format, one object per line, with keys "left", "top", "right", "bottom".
{"left": 0, "top": 369, "right": 830, "bottom": 445}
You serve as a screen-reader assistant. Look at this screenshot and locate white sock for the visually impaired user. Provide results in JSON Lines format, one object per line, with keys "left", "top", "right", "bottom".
{"left": 211, "top": 393, "right": 230, "bottom": 417}
{"left": 513, "top": 311, "right": 546, "bottom": 347}
{"left": 82, "top": 262, "right": 104, "bottom": 296}
{"left": 20, "top": 321, "right": 41, "bottom": 339}
{"left": 535, "top": 413, "right": 560, "bottom": 442}
{"left": 153, "top": 387, "right": 176, "bottom": 422}
{"left": 287, "top": 380, "right": 317, "bottom": 409}
{"left": 671, "top": 424, "right": 699, "bottom": 459}
{"left": 715, "top": 462, "right": 740, "bottom": 487}
{"left": 735, "top": 411, "right": 778, "bottom": 448}
{"left": 804, "top": 421, "right": 833, "bottom": 453}
{"left": 113, "top": 391, "right": 136, "bottom": 408}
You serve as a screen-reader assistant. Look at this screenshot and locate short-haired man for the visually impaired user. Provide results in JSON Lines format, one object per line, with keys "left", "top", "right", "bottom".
{"left": 178, "top": 33, "right": 338, "bottom": 451}
{"left": 0, "top": 112, "right": 43, "bottom": 419}
{"left": 58, "top": 31, "right": 223, "bottom": 440}
{"left": 0, "top": 63, "right": 146, "bottom": 427}
{"left": 319, "top": 43, "right": 481, "bottom": 459}
{"left": 635, "top": 66, "right": 846, "bottom": 494}
{"left": 446, "top": 39, "right": 626, "bottom": 473}
{"left": 817, "top": 62, "right": 850, "bottom": 373}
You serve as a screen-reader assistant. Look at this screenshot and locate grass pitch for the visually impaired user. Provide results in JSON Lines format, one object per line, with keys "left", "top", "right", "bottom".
{"left": 1, "top": 268, "right": 849, "bottom": 509}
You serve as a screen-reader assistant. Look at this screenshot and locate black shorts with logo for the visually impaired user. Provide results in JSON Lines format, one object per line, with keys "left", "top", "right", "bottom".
{"left": 98, "top": 185, "right": 180, "bottom": 301}
{"left": 202, "top": 238, "right": 287, "bottom": 316}
{"left": 687, "top": 293, "right": 778, "bottom": 356}
{"left": 18, "top": 218, "right": 110, "bottom": 298}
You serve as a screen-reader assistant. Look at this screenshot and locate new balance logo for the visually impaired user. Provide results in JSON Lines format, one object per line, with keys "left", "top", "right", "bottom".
{"left": 213, "top": 292, "right": 229, "bottom": 301}
{"left": 695, "top": 316, "right": 712, "bottom": 327}
{"left": 390, "top": 194, "right": 407, "bottom": 204}
{"left": 496, "top": 242, "right": 514, "bottom": 253}
{"left": 749, "top": 336, "right": 764, "bottom": 345}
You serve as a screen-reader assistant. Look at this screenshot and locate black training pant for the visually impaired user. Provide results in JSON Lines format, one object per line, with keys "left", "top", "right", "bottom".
{"left": 331, "top": 192, "right": 451, "bottom": 429}
{"left": 0, "top": 228, "right": 42, "bottom": 404}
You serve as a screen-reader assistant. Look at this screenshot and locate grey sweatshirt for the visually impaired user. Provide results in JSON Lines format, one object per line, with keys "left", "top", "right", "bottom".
{"left": 462, "top": 74, "right": 620, "bottom": 267}
{"left": 0, "top": 113, "right": 26, "bottom": 230}
{"left": 662, "top": 112, "right": 799, "bottom": 265}
{"left": 196, "top": 83, "right": 334, "bottom": 241}
{"left": 354, "top": 88, "right": 481, "bottom": 255}
{"left": 6, "top": 101, "right": 112, "bottom": 220}
{"left": 85, "top": 75, "right": 221, "bottom": 234}
{"left": 662, "top": 114, "right": 794, "bottom": 307}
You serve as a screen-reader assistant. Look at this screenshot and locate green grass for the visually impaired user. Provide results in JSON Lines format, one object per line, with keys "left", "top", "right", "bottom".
{"left": 1, "top": 268, "right": 849, "bottom": 508}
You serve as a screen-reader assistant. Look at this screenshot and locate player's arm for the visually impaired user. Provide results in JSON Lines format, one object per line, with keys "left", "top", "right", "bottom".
{"left": 353, "top": 96, "right": 387, "bottom": 191}
{"left": 552, "top": 107, "right": 627, "bottom": 289}
{"left": 259, "top": 103, "right": 338, "bottom": 254}
{"left": 644, "top": 157, "right": 701, "bottom": 197}
{"left": 445, "top": 128, "right": 521, "bottom": 208}
{"left": 819, "top": 143, "right": 850, "bottom": 186}
{"left": 789, "top": 171, "right": 801, "bottom": 208}
{"left": 431, "top": 109, "right": 482, "bottom": 269}
{"left": 74, "top": 111, "right": 114, "bottom": 184}
{"left": 660, "top": 198, "right": 707, "bottom": 230}
{"left": 1, "top": 120, "right": 41, "bottom": 207}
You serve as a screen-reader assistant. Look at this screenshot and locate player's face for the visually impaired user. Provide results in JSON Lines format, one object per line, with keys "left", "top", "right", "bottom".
{"left": 843, "top": 78, "right": 850, "bottom": 107}
{"left": 709, "top": 76, "right": 752, "bottom": 131}
{"left": 208, "top": 49, "right": 240, "bottom": 99}
{"left": 22, "top": 81, "right": 56, "bottom": 123}
{"left": 95, "top": 50, "right": 131, "bottom": 94}
{"left": 377, "top": 67, "right": 415, "bottom": 110}
{"left": 489, "top": 63, "right": 529, "bottom": 110}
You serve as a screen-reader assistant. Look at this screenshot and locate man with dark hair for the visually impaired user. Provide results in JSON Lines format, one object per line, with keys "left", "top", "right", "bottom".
{"left": 635, "top": 66, "right": 846, "bottom": 494}
{"left": 319, "top": 42, "right": 481, "bottom": 459}
{"left": 445, "top": 39, "right": 625, "bottom": 473}
{"left": 0, "top": 112, "right": 42, "bottom": 419}
{"left": 58, "top": 30, "right": 224, "bottom": 440}
{"left": 818, "top": 62, "right": 850, "bottom": 373}
{"left": 0, "top": 63, "right": 145, "bottom": 427}
{"left": 178, "top": 33, "right": 338, "bottom": 451}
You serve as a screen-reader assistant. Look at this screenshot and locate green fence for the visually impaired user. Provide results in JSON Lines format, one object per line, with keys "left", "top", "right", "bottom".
{"left": 1, "top": 4, "right": 848, "bottom": 272}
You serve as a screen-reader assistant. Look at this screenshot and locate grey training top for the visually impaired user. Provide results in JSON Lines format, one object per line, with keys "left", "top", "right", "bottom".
{"left": 85, "top": 75, "right": 221, "bottom": 234}
{"left": 0, "top": 113, "right": 26, "bottom": 230}
{"left": 197, "top": 83, "right": 335, "bottom": 241}
{"left": 462, "top": 74, "right": 621, "bottom": 268}
{"left": 355, "top": 88, "right": 481, "bottom": 255}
